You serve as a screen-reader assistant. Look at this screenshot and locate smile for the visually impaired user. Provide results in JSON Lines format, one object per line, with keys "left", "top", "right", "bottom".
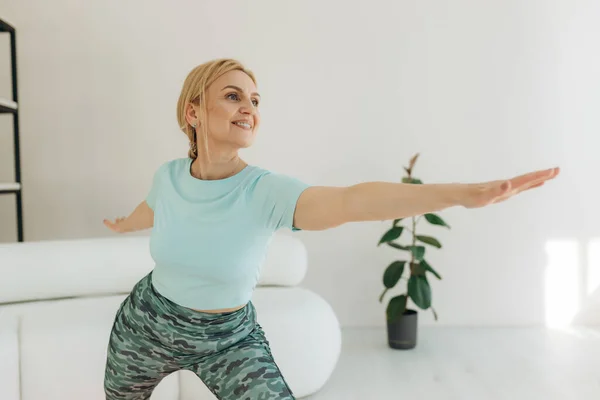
{"left": 232, "top": 121, "right": 252, "bottom": 129}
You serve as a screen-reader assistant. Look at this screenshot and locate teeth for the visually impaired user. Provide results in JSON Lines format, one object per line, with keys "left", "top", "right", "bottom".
{"left": 234, "top": 121, "right": 251, "bottom": 128}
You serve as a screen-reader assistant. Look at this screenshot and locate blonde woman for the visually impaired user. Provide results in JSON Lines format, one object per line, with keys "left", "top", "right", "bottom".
{"left": 102, "top": 58, "right": 559, "bottom": 399}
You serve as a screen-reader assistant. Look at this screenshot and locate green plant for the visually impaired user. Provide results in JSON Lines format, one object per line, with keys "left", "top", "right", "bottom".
{"left": 377, "top": 153, "right": 451, "bottom": 323}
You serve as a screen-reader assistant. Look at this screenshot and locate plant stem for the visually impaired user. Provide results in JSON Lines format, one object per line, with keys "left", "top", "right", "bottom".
{"left": 411, "top": 217, "right": 417, "bottom": 257}
{"left": 409, "top": 169, "right": 417, "bottom": 275}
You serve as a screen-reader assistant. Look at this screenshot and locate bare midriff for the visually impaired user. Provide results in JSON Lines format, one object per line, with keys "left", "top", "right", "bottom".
{"left": 191, "top": 304, "right": 246, "bottom": 314}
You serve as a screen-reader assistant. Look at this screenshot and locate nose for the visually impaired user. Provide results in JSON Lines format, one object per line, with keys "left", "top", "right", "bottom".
{"left": 239, "top": 99, "right": 256, "bottom": 115}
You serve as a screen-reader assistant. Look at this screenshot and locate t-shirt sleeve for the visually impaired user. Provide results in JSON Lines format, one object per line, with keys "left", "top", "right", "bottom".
{"left": 254, "top": 172, "right": 312, "bottom": 232}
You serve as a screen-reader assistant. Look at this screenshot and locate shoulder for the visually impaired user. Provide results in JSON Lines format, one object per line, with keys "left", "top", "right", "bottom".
{"left": 147, "top": 158, "right": 189, "bottom": 190}
{"left": 153, "top": 157, "right": 189, "bottom": 176}
{"left": 246, "top": 165, "right": 305, "bottom": 186}
{"left": 245, "top": 165, "right": 311, "bottom": 198}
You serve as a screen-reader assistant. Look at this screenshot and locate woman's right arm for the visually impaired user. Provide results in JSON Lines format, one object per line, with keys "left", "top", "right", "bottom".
{"left": 103, "top": 201, "right": 154, "bottom": 233}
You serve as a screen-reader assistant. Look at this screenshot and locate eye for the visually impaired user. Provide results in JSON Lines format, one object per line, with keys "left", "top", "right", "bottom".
{"left": 226, "top": 92, "right": 240, "bottom": 101}
{"left": 226, "top": 92, "right": 259, "bottom": 107}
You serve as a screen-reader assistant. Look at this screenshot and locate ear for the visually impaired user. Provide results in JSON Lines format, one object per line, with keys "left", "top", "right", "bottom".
{"left": 185, "top": 103, "right": 199, "bottom": 127}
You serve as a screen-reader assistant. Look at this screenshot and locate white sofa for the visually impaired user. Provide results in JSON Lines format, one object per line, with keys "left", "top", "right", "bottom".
{"left": 0, "top": 233, "right": 341, "bottom": 400}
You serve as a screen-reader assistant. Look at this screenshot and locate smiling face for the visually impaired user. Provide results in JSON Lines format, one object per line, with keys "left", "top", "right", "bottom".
{"left": 187, "top": 70, "right": 261, "bottom": 152}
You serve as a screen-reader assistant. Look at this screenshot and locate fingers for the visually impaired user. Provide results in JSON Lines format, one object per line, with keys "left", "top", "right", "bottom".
{"left": 468, "top": 166, "right": 559, "bottom": 208}
{"left": 515, "top": 169, "right": 556, "bottom": 193}
{"left": 491, "top": 172, "right": 552, "bottom": 204}
{"left": 512, "top": 180, "right": 546, "bottom": 196}
{"left": 103, "top": 219, "right": 117, "bottom": 231}
{"left": 103, "top": 218, "right": 125, "bottom": 233}
{"left": 510, "top": 167, "right": 559, "bottom": 188}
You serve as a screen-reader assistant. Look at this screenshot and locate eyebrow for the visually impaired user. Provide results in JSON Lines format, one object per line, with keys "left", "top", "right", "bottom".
{"left": 221, "top": 85, "right": 261, "bottom": 98}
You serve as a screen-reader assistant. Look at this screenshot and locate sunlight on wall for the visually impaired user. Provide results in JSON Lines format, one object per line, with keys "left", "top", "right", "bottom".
{"left": 545, "top": 240, "right": 581, "bottom": 327}
{"left": 587, "top": 238, "right": 600, "bottom": 296}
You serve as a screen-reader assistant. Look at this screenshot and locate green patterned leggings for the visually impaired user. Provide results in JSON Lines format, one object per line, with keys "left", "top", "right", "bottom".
{"left": 104, "top": 272, "right": 295, "bottom": 399}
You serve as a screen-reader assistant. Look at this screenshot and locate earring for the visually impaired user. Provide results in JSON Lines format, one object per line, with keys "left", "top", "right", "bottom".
{"left": 192, "top": 122, "right": 197, "bottom": 129}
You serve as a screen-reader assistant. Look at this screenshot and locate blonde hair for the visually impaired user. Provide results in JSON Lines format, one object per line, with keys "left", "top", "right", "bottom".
{"left": 176, "top": 58, "right": 257, "bottom": 161}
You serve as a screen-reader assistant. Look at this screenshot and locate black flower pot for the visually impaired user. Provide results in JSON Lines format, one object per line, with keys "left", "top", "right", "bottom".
{"left": 387, "top": 309, "right": 417, "bottom": 350}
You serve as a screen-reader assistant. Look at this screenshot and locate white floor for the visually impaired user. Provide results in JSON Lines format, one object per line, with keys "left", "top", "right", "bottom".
{"left": 305, "top": 326, "right": 600, "bottom": 400}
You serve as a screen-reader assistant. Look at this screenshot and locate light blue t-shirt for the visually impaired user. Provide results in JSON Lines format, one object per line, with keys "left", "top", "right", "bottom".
{"left": 145, "top": 157, "right": 311, "bottom": 310}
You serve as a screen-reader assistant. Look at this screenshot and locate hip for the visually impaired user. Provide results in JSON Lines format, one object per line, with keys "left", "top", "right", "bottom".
{"left": 114, "top": 272, "right": 257, "bottom": 353}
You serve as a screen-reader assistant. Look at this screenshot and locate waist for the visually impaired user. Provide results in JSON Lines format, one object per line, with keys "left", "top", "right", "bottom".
{"left": 129, "top": 273, "right": 257, "bottom": 339}
{"left": 150, "top": 266, "right": 257, "bottom": 311}
{"left": 191, "top": 304, "right": 247, "bottom": 314}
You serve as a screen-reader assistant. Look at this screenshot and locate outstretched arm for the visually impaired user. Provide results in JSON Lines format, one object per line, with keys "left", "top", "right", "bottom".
{"left": 293, "top": 167, "right": 560, "bottom": 231}
{"left": 103, "top": 201, "right": 154, "bottom": 233}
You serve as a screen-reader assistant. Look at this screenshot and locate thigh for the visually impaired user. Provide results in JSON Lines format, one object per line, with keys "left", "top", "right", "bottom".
{"left": 104, "top": 298, "right": 179, "bottom": 400}
{"left": 190, "top": 323, "right": 295, "bottom": 400}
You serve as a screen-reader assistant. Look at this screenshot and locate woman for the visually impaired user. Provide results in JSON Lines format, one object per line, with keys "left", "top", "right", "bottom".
{"left": 102, "top": 58, "right": 559, "bottom": 399}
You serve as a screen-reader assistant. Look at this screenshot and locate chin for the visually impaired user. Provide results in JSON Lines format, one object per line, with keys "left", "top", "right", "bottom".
{"left": 237, "top": 139, "right": 255, "bottom": 149}
{"left": 234, "top": 131, "right": 257, "bottom": 148}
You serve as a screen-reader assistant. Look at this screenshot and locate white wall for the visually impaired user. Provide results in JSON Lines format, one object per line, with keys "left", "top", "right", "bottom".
{"left": 0, "top": 0, "right": 598, "bottom": 328}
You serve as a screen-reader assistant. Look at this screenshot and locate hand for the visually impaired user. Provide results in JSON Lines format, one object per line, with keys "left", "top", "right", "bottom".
{"left": 461, "top": 167, "right": 560, "bottom": 209}
{"left": 103, "top": 217, "right": 128, "bottom": 233}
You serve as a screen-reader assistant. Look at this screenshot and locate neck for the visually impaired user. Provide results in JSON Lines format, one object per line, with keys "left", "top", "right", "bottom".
{"left": 190, "top": 155, "right": 246, "bottom": 181}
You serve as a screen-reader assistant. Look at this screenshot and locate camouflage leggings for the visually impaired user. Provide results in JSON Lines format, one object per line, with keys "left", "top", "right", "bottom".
{"left": 104, "top": 272, "right": 295, "bottom": 399}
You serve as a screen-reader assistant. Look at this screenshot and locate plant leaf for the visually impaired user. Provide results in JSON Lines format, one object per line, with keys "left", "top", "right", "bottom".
{"left": 416, "top": 235, "right": 442, "bottom": 248}
{"left": 420, "top": 259, "right": 442, "bottom": 280}
{"left": 386, "top": 242, "right": 410, "bottom": 251}
{"left": 393, "top": 218, "right": 403, "bottom": 226}
{"left": 401, "top": 177, "right": 423, "bottom": 184}
{"left": 378, "top": 226, "right": 404, "bottom": 246}
{"left": 424, "top": 213, "right": 450, "bottom": 228}
{"left": 409, "top": 245, "right": 425, "bottom": 261}
{"left": 386, "top": 294, "right": 407, "bottom": 322}
{"left": 408, "top": 275, "right": 431, "bottom": 309}
{"left": 408, "top": 153, "right": 420, "bottom": 169}
{"left": 383, "top": 261, "right": 406, "bottom": 289}
{"left": 411, "top": 261, "right": 426, "bottom": 276}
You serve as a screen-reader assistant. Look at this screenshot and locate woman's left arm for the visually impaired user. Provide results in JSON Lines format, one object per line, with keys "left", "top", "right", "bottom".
{"left": 293, "top": 167, "right": 559, "bottom": 231}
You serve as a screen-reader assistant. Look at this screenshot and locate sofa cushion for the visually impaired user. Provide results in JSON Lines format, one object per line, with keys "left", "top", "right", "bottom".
{"left": 0, "top": 310, "right": 20, "bottom": 400}
{"left": 1, "top": 284, "right": 340, "bottom": 400}
{"left": 3, "top": 295, "right": 180, "bottom": 400}
{"left": 0, "top": 233, "right": 307, "bottom": 304}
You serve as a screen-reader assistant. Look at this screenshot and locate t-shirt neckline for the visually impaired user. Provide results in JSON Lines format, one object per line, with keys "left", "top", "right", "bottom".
{"left": 185, "top": 157, "right": 252, "bottom": 185}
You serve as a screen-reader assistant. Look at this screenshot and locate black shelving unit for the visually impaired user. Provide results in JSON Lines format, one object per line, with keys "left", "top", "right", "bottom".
{"left": 0, "top": 18, "right": 24, "bottom": 242}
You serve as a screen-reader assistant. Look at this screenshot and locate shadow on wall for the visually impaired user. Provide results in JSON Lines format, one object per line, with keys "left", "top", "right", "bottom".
{"left": 546, "top": 238, "right": 600, "bottom": 327}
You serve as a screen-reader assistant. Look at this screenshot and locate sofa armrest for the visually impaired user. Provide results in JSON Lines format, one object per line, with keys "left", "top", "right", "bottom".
{"left": 0, "top": 309, "right": 20, "bottom": 400}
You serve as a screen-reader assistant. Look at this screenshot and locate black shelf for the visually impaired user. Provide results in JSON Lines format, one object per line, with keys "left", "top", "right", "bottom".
{"left": 0, "top": 17, "right": 24, "bottom": 242}
{"left": 0, "top": 184, "right": 21, "bottom": 194}
{"left": 0, "top": 102, "right": 17, "bottom": 114}
{"left": 0, "top": 105, "right": 17, "bottom": 113}
{"left": 0, "top": 19, "right": 15, "bottom": 33}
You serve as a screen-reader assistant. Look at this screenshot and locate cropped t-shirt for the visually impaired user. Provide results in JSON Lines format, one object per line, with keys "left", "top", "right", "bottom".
{"left": 145, "top": 157, "right": 311, "bottom": 310}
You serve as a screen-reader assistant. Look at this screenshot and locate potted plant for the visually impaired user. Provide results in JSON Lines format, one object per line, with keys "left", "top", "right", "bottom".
{"left": 377, "top": 153, "right": 451, "bottom": 349}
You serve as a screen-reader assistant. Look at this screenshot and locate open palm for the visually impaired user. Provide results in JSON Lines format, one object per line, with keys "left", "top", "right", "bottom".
{"left": 103, "top": 217, "right": 127, "bottom": 233}
{"left": 463, "top": 167, "right": 560, "bottom": 209}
